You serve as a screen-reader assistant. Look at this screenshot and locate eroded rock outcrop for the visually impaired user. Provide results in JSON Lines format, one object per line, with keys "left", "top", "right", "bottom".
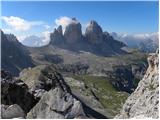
{"left": 1, "top": 104, "right": 25, "bottom": 119}
{"left": 19, "top": 65, "right": 71, "bottom": 100}
{"left": 64, "top": 18, "right": 82, "bottom": 44}
{"left": 115, "top": 50, "right": 159, "bottom": 118}
{"left": 50, "top": 25, "right": 65, "bottom": 45}
{"left": 19, "top": 65, "right": 87, "bottom": 118}
{"left": 1, "top": 70, "right": 37, "bottom": 113}
{"left": 85, "top": 20, "right": 103, "bottom": 44}
{"left": 27, "top": 87, "right": 86, "bottom": 119}
{"left": 53, "top": 62, "right": 89, "bottom": 75}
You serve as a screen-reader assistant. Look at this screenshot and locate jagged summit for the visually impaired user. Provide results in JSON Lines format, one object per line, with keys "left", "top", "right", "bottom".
{"left": 57, "top": 25, "right": 63, "bottom": 34}
{"left": 85, "top": 20, "right": 103, "bottom": 44}
{"left": 64, "top": 18, "right": 82, "bottom": 44}
{"left": 50, "top": 25, "right": 64, "bottom": 45}
{"left": 49, "top": 18, "right": 127, "bottom": 56}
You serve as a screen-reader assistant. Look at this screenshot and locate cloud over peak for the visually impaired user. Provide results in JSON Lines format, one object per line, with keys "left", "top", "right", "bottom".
{"left": 55, "top": 16, "right": 79, "bottom": 31}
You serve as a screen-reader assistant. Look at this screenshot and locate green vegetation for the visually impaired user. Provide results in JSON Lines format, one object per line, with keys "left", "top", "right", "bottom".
{"left": 72, "top": 75, "right": 129, "bottom": 116}
{"left": 148, "top": 84, "right": 156, "bottom": 90}
{"left": 133, "top": 78, "right": 140, "bottom": 87}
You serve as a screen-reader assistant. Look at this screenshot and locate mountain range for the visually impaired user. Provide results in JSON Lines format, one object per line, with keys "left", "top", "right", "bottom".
{"left": 1, "top": 18, "right": 154, "bottom": 118}
{"left": 19, "top": 23, "right": 158, "bottom": 53}
{"left": 111, "top": 32, "right": 159, "bottom": 53}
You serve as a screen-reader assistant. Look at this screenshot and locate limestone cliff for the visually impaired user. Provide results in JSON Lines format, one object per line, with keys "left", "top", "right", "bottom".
{"left": 115, "top": 50, "right": 159, "bottom": 119}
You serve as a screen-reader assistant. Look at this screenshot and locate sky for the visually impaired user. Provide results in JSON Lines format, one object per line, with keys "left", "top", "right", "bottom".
{"left": 1, "top": 1, "right": 159, "bottom": 43}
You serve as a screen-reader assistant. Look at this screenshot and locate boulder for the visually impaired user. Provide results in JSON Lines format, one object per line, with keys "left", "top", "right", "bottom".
{"left": 27, "top": 87, "right": 86, "bottom": 119}
{"left": 1, "top": 104, "right": 25, "bottom": 119}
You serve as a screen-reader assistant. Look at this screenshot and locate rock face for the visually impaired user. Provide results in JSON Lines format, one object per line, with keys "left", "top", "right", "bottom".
{"left": 20, "top": 65, "right": 108, "bottom": 118}
{"left": 105, "top": 63, "right": 148, "bottom": 93}
{"left": 115, "top": 50, "right": 159, "bottom": 118}
{"left": 64, "top": 18, "right": 82, "bottom": 44}
{"left": 20, "top": 65, "right": 87, "bottom": 119}
{"left": 50, "top": 25, "right": 65, "bottom": 45}
{"left": 85, "top": 20, "right": 103, "bottom": 44}
{"left": 19, "top": 65, "right": 71, "bottom": 100}
{"left": 53, "top": 62, "right": 89, "bottom": 75}
{"left": 48, "top": 18, "right": 126, "bottom": 56}
{"left": 1, "top": 70, "right": 37, "bottom": 113}
{"left": 1, "top": 30, "right": 34, "bottom": 76}
{"left": 1, "top": 104, "right": 25, "bottom": 119}
{"left": 27, "top": 87, "right": 86, "bottom": 119}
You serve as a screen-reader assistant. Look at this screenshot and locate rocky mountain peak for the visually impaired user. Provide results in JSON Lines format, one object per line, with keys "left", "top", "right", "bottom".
{"left": 50, "top": 25, "right": 64, "bottom": 45}
{"left": 90, "top": 20, "right": 99, "bottom": 26}
{"left": 64, "top": 19, "right": 82, "bottom": 44}
{"left": 57, "top": 25, "right": 63, "bottom": 34}
{"left": 85, "top": 20, "right": 103, "bottom": 44}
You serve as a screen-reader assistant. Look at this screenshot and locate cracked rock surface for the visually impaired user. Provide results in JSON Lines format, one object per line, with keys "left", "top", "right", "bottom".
{"left": 27, "top": 87, "right": 86, "bottom": 119}
{"left": 115, "top": 50, "right": 159, "bottom": 119}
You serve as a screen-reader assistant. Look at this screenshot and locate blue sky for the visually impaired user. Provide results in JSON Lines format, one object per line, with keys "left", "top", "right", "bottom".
{"left": 1, "top": 1, "right": 159, "bottom": 42}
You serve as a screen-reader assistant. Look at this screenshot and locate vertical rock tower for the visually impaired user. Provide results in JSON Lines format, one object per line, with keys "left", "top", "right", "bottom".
{"left": 85, "top": 20, "right": 103, "bottom": 44}
{"left": 64, "top": 18, "right": 82, "bottom": 44}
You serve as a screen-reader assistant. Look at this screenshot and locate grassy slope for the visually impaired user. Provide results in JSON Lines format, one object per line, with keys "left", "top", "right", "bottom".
{"left": 72, "top": 75, "right": 129, "bottom": 117}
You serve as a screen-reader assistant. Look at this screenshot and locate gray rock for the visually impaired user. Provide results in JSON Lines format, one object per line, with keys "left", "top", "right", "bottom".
{"left": 1, "top": 104, "right": 25, "bottom": 119}
{"left": 50, "top": 25, "right": 64, "bottom": 45}
{"left": 1, "top": 70, "right": 37, "bottom": 113}
{"left": 19, "top": 65, "right": 71, "bottom": 100}
{"left": 85, "top": 20, "right": 103, "bottom": 44}
{"left": 115, "top": 51, "right": 159, "bottom": 119}
{"left": 64, "top": 18, "right": 82, "bottom": 44}
{"left": 27, "top": 87, "right": 86, "bottom": 119}
{"left": 57, "top": 25, "right": 63, "bottom": 34}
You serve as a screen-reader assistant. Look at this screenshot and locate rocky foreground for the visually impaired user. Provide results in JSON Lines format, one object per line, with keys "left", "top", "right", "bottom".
{"left": 115, "top": 50, "right": 159, "bottom": 119}
{"left": 1, "top": 66, "right": 106, "bottom": 119}
{"left": 1, "top": 50, "right": 158, "bottom": 119}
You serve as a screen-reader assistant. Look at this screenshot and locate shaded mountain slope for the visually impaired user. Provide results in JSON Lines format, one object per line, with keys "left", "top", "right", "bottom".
{"left": 1, "top": 30, "right": 34, "bottom": 76}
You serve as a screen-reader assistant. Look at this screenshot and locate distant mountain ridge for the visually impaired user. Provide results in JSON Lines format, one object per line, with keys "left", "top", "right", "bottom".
{"left": 111, "top": 32, "right": 159, "bottom": 53}
{"left": 22, "top": 35, "right": 45, "bottom": 47}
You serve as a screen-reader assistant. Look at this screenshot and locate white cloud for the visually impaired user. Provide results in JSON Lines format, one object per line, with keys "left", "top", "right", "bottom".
{"left": 18, "top": 30, "right": 51, "bottom": 47}
{"left": 2, "top": 16, "right": 44, "bottom": 31}
{"left": 110, "top": 32, "right": 159, "bottom": 47}
{"left": 41, "top": 31, "right": 50, "bottom": 44}
{"left": 55, "top": 16, "right": 72, "bottom": 27}
{"left": 55, "top": 16, "right": 79, "bottom": 32}
{"left": 44, "top": 25, "right": 51, "bottom": 30}
{"left": 17, "top": 35, "right": 30, "bottom": 42}
{"left": 2, "top": 28, "right": 12, "bottom": 33}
